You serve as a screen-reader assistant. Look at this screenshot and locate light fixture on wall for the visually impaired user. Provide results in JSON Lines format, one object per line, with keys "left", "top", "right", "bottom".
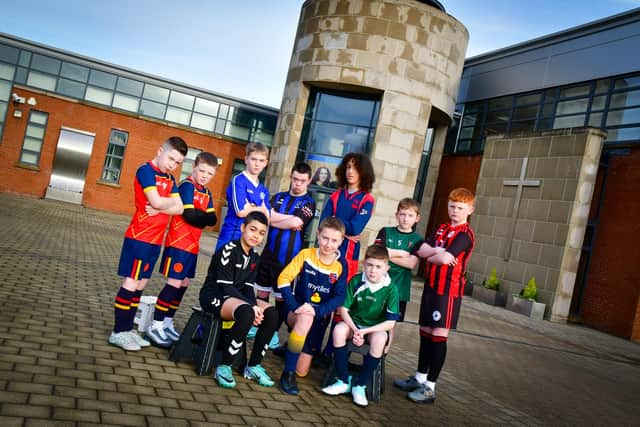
{"left": 27, "top": 97, "right": 37, "bottom": 106}
{"left": 13, "top": 110, "right": 23, "bottom": 118}
{"left": 11, "top": 92, "right": 26, "bottom": 105}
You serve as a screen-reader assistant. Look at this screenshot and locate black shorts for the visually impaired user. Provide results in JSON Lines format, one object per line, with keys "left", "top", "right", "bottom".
{"left": 199, "top": 290, "right": 230, "bottom": 318}
{"left": 419, "top": 286, "right": 462, "bottom": 329}
{"left": 254, "top": 251, "right": 285, "bottom": 297}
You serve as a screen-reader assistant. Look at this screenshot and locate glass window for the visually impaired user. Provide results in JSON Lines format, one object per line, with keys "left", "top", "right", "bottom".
{"left": 606, "top": 107, "right": 640, "bottom": 127}
{"left": 516, "top": 93, "right": 541, "bottom": 105}
{"left": 0, "top": 80, "right": 11, "bottom": 100}
{"left": 224, "top": 122, "right": 250, "bottom": 140}
{"left": 85, "top": 86, "right": 113, "bottom": 105}
{"left": 609, "top": 90, "right": 640, "bottom": 109}
{"left": 18, "top": 51, "right": 31, "bottom": 67}
{"left": 591, "top": 95, "right": 607, "bottom": 111}
{"left": 26, "top": 71, "right": 56, "bottom": 91}
{"left": 116, "top": 77, "right": 143, "bottom": 96}
{"left": 595, "top": 79, "right": 610, "bottom": 94}
{"left": 588, "top": 113, "right": 603, "bottom": 127}
{"left": 541, "top": 103, "right": 556, "bottom": 117}
{"left": 194, "top": 98, "right": 219, "bottom": 116}
{"left": 214, "top": 118, "right": 226, "bottom": 134}
{"left": 614, "top": 76, "right": 640, "bottom": 90}
{"left": 560, "top": 85, "right": 590, "bottom": 98}
{"left": 315, "top": 93, "right": 377, "bottom": 126}
{"left": 165, "top": 106, "right": 191, "bottom": 125}
{"left": 19, "top": 111, "right": 48, "bottom": 166}
{"left": 228, "top": 108, "right": 254, "bottom": 127}
{"left": 143, "top": 84, "right": 169, "bottom": 103}
{"left": 140, "top": 99, "right": 166, "bottom": 119}
{"left": 553, "top": 114, "right": 585, "bottom": 129}
{"left": 14, "top": 67, "right": 27, "bottom": 84}
{"left": 486, "top": 109, "right": 510, "bottom": 123}
{"left": 510, "top": 120, "right": 535, "bottom": 133}
{"left": 112, "top": 93, "right": 139, "bottom": 112}
{"left": 606, "top": 126, "right": 640, "bottom": 142}
{"left": 0, "top": 102, "right": 7, "bottom": 119}
{"left": 465, "top": 102, "right": 485, "bottom": 113}
{"left": 0, "top": 63, "right": 15, "bottom": 81}
{"left": 487, "top": 96, "right": 512, "bottom": 110}
{"left": 250, "top": 129, "right": 274, "bottom": 145}
{"left": 190, "top": 113, "right": 216, "bottom": 131}
{"left": 89, "top": 69, "right": 117, "bottom": 90}
{"left": 180, "top": 147, "right": 201, "bottom": 181}
{"left": 60, "top": 62, "right": 89, "bottom": 82}
{"left": 169, "top": 91, "right": 195, "bottom": 110}
{"left": 30, "top": 54, "right": 60, "bottom": 75}
{"left": 218, "top": 104, "right": 229, "bottom": 119}
{"left": 513, "top": 104, "right": 539, "bottom": 120}
{"left": 485, "top": 122, "right": 507, "bottom": 135}
{"left": 0, "top": 44, "right": 19, "bottom": 63}
{"left": 556, "top": 98, "right": 589, "bottom": 115}
{"left": 101, "top": 129, "right": 128, "bottom": 183}
{"left": 56, "top": 78, "right": 86, "bottom": 98}
{"left": 459, "top": 126, "right": 481, "bottom": 140}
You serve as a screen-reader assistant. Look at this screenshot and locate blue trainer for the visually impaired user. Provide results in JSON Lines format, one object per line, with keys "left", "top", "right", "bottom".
{"left": 244, "top": 364, "right": 274, "bottom": 387}
{"left": 247, "top": 326, "right": 258, "bottom": 339}
{"left": 215, "top": 364, "right": 236, "bottom": 388}
{"left": 145, "top": 326, "right": 172, "bottom": 348}
{"left": 268, "top": 332, "right": 280, "bottom": 350}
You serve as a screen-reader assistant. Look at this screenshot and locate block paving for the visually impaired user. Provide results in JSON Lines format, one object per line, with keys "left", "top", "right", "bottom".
{"left": 0, "top": 193, "right": 639, "bottom": 426}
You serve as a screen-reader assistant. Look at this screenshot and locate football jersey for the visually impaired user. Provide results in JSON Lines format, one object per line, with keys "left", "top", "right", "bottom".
{"left": 375, "top": 226, "right": 422, "bottom": 301}
{"left": 422, "top": 223, "right": 475, "bottom": 297}
{"left": 277, "top": 247, "right": 347, "bottom": 318}
{"left": 124, "top": 161, "right": 179, "bottom": 245}
{"left": 165, "top": 176, "right": 215, "bottom": 254}
{"left": 320, "top": 188, "right": 375, "bottom": 264}
{"left": 216, "top": 171, "right": 270, "bottom": 251}
{"left": 199, "top": 240, "right": 259, "bottom": 306}
{"left": 344, "top": 272, "right": 400, "bottom": 327}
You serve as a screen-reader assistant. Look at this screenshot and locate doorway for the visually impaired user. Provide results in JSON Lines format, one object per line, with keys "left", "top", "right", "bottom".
{"left": 45, "top": 127, "right": 95, "bottom": 204}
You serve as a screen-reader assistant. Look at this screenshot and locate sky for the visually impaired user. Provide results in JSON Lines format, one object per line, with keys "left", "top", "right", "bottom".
{"left": 1, "top": 0, "right": 639, "bottom": 108}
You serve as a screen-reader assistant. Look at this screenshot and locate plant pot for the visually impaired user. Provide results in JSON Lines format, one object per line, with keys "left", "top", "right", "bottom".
{"left": 472, "top": 285, "right": 507, "bottom": 307}
{"left": 506, "top": 294, "right": 545, "bottom": 320}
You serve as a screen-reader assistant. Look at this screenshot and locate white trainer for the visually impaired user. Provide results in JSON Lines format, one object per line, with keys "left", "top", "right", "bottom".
{"left": 108, "top": 331, "right": 141, "bottom": 351}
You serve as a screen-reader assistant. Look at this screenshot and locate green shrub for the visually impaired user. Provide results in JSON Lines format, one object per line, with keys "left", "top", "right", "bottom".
{"left": 482, "top": 267, "right": 500, "bottom": 291}
{"left": 519, "top": 277, "right": 538, "bottom": 301}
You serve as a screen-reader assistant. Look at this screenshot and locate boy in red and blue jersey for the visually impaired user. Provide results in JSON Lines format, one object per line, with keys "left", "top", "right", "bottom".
{"left": 146, "top": 152, "right": 219, "bottom": 347}
{"left": 108, "top": 136, "right": 188, "bottom": 352}
{"left": 215, "top": 142, "right": 271, "bottom": 251}
{"left": 394, "top": 188, "right": 476, "bottom": 404}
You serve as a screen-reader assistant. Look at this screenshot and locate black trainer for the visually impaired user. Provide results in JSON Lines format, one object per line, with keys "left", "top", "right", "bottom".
{"left": 279, "top": 371, "right": 299, "bottom": 395}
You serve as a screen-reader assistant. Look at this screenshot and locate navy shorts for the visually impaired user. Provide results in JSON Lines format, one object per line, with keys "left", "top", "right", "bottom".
{"left": 419, "top": 285, "right": 462, "bottom": 330}
{"left": 117, "top": 237, "right": 161, "bottom": 280}
{"left": 302, "top": 314, "right": 331, "bottom": 355}
{"left": 159, "top": 246, "right": 197, "bottom": 279}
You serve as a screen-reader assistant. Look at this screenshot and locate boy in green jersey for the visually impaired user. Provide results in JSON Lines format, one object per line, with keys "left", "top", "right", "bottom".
{"left": 321, "top": 244, "right": 399, "bottom": 407}
{"left": 374, "top": 198, "right": 422, "bottom": 349}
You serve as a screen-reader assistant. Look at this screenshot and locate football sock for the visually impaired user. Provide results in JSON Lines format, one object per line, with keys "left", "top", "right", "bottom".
{"left": 417, "top": 330, "right": 433, "bottom": 375}
{"left": 333, "top": 345, "right": 349, "bottom": 383}
{"left": 415, "top": 372, "right": 428, "bottom": 384}
{"left": 427, "top": 336, "right": 448, "bottom": 383}
{"left": 284, "top": 330, "right": 306, "bottom": 373}
{"left": 113, "top": 287, "right": 135, "bottom": 333}
{"left": 154, "top": 284, "right": 179, "bottom": 322}
{"left": 426, "top": 380, "right": 436, "bottom": 391}
{"left": 221, "top": 304, "right": 253, "bottom": 365}
{"left": 355, "top": 353, "right": 381, "bottom": 387}
{"left": 127, "top": 289, "right": 143, "bottom": 331}
{"left": 249, "top": 306, "right": 278, "bottom": 366}
{"left": 167, "top": 286, "right": 187, "bottom": 318}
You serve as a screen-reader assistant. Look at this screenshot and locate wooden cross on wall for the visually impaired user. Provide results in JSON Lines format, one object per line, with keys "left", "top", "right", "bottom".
{"left": 502, "top": 157, "right": 541, "bottom": 261}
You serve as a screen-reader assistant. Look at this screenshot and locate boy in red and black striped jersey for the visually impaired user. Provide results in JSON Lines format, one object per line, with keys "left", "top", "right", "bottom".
{"left": 146, "top": 152, "right": 219, "bottom": 347}
{"left": 394, "top": 188, "right": 475, "bottom": 404}
{"left": 108, "top": 137, "right": 188, "bottom": 352}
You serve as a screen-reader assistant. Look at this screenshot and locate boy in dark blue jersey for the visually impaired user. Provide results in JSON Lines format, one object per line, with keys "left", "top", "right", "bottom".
{"left": 253, "top": 163, "right": 316, "bottom": 348}
{"left": 215, "top": 142, "right": 270, "bottom": 251}
{"left": 276, "top": 217, "right": 348, "bottom": 395}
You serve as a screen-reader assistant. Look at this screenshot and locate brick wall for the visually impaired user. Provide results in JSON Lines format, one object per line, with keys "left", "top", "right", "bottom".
{"left": 580, "top": 147, "right": 640, "bottom": 339}
{"left": 0, "top": 87, "right": 247, "bottom": 228}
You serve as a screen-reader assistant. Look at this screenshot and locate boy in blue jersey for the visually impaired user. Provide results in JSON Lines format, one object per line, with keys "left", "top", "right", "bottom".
{"left": 215, "top": 142, "right": 270, "bottom": 251}
{"left": 253, "top": 163, "right": 316, "bottom": 348}
{"left": 322, "top": 244, "right": 399, "bottom": 407}
{"left": 276, "top": 217, "right": 348, "bottom": 395}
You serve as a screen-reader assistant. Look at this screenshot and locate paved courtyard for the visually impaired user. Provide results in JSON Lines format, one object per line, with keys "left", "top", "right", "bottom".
{"left": 0, "top": 193, "right": 639, "bottom": 426}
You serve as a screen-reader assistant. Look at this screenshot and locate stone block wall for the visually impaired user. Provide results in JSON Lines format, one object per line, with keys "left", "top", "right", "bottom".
{"left": 268, "top": 0, "right": 468, "bottom": 250}
{"left": 467, "top": 128, "right": 606, "bottom": 321}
